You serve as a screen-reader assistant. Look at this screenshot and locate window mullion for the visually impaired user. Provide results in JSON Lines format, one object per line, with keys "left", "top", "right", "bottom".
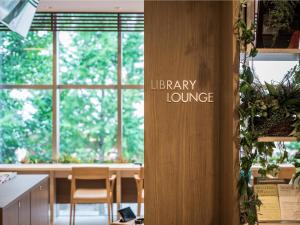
{"left": 52, "top": 29, "right": 59, "bottom": 162}
{"left": 117, "top": 14, "right": 123, "bottom": 161}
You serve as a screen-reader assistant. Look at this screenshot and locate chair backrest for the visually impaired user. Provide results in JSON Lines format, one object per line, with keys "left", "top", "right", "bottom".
{"left": 70, "top": 167, "right": 111, "bottom": 202}
{"left": 71, "top": 167, "right": 109, "bottom": 180}
{"left": 139, "top": 167, "right": 144, "bottom": 180}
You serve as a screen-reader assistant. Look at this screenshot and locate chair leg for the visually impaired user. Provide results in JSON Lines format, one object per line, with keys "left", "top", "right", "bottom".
{"left": 73, "top": 204, "right": 76, "bottom": 225}
{"left": 69, "top": 203, "right": 73, "bottom": 225}
{"left": 107, "top": 203, "right": 111, "bottom": 225}
{"left": 137, "top": 202, "right": 141, "bottom": 217}
{"left": 111, "top": 203, "right": 114, "bottom": 222}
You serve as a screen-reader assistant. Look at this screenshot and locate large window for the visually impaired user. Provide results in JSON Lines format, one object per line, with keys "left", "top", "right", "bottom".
{"left": 0, "top": 13, "right": 144, "bottom": 164}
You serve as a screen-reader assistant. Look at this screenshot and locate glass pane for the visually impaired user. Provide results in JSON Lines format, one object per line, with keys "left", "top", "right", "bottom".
{"left": 122, "top": 89, "right": 144, "bottom": 163}
{"left": 122, "top": 32, "right": 144, "bottom": 84}
{"left": 0, "top": 31, "right": 53, "bottom": 84}
{"left": 0, "top": 90, "right": 53, "bottom": 163}
{"left": 253, "top": 61, "right": 299, "bottom": 83}
{"left": 60, "top": 89, "right": 117, "bottom": 163}
{"left": 58, "top": 32, "right": 118, "bottom": 85}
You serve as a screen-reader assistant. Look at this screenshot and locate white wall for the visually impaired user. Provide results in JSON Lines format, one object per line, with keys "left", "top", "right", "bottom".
{"left": 37, "top": 0, "right": 144, "bottom": 12}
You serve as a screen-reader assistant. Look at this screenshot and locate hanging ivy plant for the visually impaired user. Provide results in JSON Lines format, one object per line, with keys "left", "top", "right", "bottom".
{"left": 235, "top": 1, "right": 261, "bottom": 223}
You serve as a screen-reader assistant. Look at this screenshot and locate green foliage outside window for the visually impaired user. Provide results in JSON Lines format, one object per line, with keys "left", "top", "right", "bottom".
{"left": 0, "top": 89, "right": 53, "bottom": 163}
{"left": 0, "top": 30, "right": 144, "bottom": 164}
{"left": 60, "top": 89, "right": 118, "bottom": 163}
{"left": 0, "top": 31, "right": 53, "bottom": 84}
{"left": 59, "top": 32, "right": 118, "bottom": 85}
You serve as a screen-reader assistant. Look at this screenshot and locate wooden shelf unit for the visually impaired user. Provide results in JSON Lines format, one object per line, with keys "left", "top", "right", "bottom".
{"left": 257, "top": 137, "right": 299, "bottom": 142}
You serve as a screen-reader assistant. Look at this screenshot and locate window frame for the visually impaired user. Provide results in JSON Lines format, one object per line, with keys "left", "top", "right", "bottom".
{"left": 0, "top": 29, "right": 144, "bottom": 162}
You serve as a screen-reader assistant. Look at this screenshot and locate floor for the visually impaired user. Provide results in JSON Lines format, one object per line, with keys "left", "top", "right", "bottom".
{"left": 53, "top": 204, "right": 143, "bottom": 225}
{"left": 54, "top": 216, "right": 109, "bottom": 225}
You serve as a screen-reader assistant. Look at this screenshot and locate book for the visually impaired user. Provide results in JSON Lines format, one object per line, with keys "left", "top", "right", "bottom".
{"left": 288, "top": 31, "right": 300, "bottom": 49}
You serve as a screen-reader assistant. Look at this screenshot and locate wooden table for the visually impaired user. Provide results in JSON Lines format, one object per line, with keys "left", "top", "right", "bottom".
{"left": 0, "top": 164, "right": 142, "bottom": 225}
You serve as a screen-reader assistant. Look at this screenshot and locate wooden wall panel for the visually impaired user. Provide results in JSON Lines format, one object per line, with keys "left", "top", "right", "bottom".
{"left": 145, "top": 1, "right": 239, "bottom": 225}
{"left": 219, "top": 1, "right": 240, "bottom": 224}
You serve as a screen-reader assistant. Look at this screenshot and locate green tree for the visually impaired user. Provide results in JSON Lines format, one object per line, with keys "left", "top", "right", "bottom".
{"left": 0, "top": 30, "right": 144, "bottom": 163}
{"left": 0, "top": 31, "right": 53, "bottom": 163}
{"left": 122, "top": 32, "right": 144, "bottom": 162}
{"left": 58, "top": 32, "right": 119, "bottom": 162}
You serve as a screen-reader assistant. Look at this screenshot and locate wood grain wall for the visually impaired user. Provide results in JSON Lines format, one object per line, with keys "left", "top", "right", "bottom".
{"left": 144, "top": 1, "right": 239, "bottom": 225}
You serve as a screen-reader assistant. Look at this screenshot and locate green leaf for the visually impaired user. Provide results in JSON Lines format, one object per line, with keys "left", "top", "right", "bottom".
{"left": 249, "top": 47, "right": 258, "bottom": 58}
{"left": 243, "top": 66, "right": 254, "bottom": 84}
{"left": 265, "top": 82, "right": 278, "bottom": 96}
{"left": 286, "top": 98, "right": 300, "bottom": 107}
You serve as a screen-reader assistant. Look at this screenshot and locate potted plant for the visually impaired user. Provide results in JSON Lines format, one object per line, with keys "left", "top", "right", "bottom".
{"left": 256, "top": 0, "right": 300, "bottom": 48}
{"left": 249, "top": 65, "right": 300, "bottom": 137}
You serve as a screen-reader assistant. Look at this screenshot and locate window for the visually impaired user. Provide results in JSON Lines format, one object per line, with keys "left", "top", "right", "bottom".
{"left": 0, "top": 13, "right": 144, "bottom": 163}
{"left": 122, "top": 89, "right": 144, "bottom": 162}
{"left": 122, "top": 32, "right": 144, "bottom": 84}
{"left": 59, "top": 89, "right": 118, "bottom": 163}
{"left": 0, "top": 89, "right": 53, "bottom": 163}
{"left": 0, "top": 31, "right": 53, "bottom": 84}
{"left": 58, "top": 32, "right": 118, "bottom": 85}
{"left": 253, "top": 60, "right": 299, "bottom": 83}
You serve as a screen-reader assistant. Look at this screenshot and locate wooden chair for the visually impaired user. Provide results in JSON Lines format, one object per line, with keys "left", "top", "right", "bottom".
{"left": 69, "top": 167, "right": 116, "bottom": 225}
{"left": 134, "top": 167, "right": 144, "bottom": 217}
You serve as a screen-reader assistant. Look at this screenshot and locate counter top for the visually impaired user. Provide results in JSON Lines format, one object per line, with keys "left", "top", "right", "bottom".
{"left": 0, "top": 163, "right": 142, "bottom": 172}
{"left": 0, "top": 174, "right": 48, "bottom": 208}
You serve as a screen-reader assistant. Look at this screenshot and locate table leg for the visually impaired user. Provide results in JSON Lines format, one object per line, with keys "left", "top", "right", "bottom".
{"left": 50, "top": 171, "right": 55, "bottom": 225}
{"left": 116, "top": 171, "right": 121, "bottom": 219}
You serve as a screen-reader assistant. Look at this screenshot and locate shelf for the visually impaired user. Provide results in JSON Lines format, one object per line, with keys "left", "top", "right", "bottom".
{"left": 257, "top": 137, "right": 299, "bottom": 142}
{"left": 256, "top": 223, "right": 300, "bottom": 225}
{"left": 257, "top": 48, "right": 300, "bottom": 54}
{"left": 255, "top": 48, "right": 300, "bottom": 61}
{"left": 241, "top": 48, "right": 300, "bottom": 61}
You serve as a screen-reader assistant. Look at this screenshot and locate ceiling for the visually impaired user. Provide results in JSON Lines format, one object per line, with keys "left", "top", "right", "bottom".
{"left": 37, "top": 0, "right": 144, "bottom": 12}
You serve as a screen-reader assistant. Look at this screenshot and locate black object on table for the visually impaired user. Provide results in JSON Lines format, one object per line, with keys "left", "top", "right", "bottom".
{"left": 118, "top": 207, "right": 136, "bottom": 222}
